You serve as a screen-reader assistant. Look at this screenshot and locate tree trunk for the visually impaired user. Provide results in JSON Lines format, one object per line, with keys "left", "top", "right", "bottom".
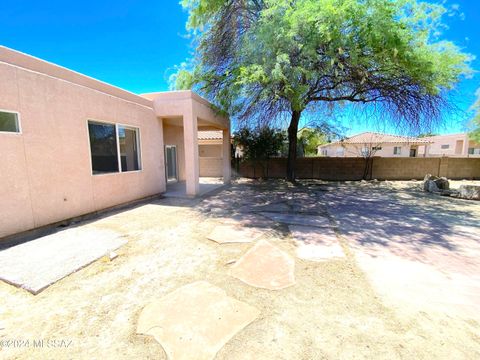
{"left": 286, "top": 110, "right": 301, "bottom": 182}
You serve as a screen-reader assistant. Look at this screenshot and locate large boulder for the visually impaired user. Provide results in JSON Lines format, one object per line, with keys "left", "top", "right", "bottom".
{"left": 423, "top": 174, "right": 449, "bottom": 192}
{"left": 458, "top": 185, "right": 480, "bottom": 201}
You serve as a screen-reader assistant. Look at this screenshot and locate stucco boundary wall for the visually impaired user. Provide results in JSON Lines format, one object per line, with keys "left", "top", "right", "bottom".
{"left": 238, "top": 157, "right": 480, "bottom": 180}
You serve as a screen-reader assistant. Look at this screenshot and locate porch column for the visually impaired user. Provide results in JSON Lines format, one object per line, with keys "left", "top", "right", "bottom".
{"left": 223, "top": 127, "right": 232, "bottom": 184}
{"left": 183, "top": 106, "right": 200, "bottom": 196}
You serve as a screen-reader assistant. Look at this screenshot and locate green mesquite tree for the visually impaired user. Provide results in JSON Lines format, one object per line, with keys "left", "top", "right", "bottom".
{"left": 178, "top": 0, "right": 471, "bottom": 181}
{"left": 470, "top": 88, "right": 480, "bottom": 143}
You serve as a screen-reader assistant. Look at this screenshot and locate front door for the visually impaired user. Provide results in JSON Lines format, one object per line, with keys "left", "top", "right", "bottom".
{"left": 409, "top": 148, "right": 417, "bottom": 157}
{"left": 165, "top": 145, "right": 178, "bottom": 182}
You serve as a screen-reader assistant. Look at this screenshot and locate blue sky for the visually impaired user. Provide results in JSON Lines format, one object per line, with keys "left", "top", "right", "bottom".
{"left": 1, "top": 0, "right": 479, "bottom": 136}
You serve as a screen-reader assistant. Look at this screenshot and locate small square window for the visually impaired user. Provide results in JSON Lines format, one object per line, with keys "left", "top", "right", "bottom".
{"left": 393, "top": 146, "right": 402, "bottom": 155}
{"left": 0, "top": 111, "right": 20, "bottom": 133}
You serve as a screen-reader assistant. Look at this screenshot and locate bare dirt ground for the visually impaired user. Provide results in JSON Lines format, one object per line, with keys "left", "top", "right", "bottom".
{"left": 1, "top": 179, "right": 479, "bottom": 359}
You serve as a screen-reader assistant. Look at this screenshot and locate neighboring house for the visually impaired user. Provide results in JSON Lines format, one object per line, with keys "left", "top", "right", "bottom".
{"left": 198, "top": 130, "right": 224, "bottom": 177}
{"left": 0, "top": 46, "right": 231, "bottom": 239}
{"left": 317, "top": 132, "right": 432, "bottom": 158}
{"left": 198, "top": 130, "right": 223, "bottom": 157}
{"left": 418, "top": 133, "right": 480, "bottom": 157}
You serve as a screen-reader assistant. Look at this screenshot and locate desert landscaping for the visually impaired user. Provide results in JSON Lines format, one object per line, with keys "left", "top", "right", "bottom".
{"left": 1, "top": 179, "right": 479, "bottom": 359}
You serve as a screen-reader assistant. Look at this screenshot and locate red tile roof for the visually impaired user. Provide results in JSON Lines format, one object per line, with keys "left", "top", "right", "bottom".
{"left": 319, "top": 132, "right": 433, "bottom": 147}
{"left": 198, "top": 130, "right": 223, "bottom": 140}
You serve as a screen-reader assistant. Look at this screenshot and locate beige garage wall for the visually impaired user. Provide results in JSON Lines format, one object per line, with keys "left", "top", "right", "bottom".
{"left": 199, "top": 157, "right": 223, "bottom": 177}
{"left": 0, "top": 61, "right": 165, "bottom": 239}
{"left": 199, "top": 144, "right": 222, "bottom": 157}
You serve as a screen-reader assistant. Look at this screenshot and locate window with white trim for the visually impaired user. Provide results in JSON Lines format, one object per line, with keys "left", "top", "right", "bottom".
{"left": 393, "top": 146, "right": 402, "bottom": 155}
{"left": 468, "top": 148, "right": 480, "bottom": 155}
{"left": 441, "top": 144, "right": 450, "bottom": 149}
{"left": 0, "top": 110, "right": 20, "bottom": 133}
{"left": 88, "top": 121, "right": 141, "bottom": 174}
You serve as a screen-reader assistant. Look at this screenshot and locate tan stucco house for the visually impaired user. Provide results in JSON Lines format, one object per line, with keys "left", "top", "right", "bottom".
{"left": 417, "top": 133, "right": 480, "bottom": 157}
{"left": 0, "top": 46, "right": 231, "bottom": 239}
{"left": 317, "top": 132, "right": 433, "bottom": 158}
{"left": 318, "top": 131, "right": 480, "bottom": 158}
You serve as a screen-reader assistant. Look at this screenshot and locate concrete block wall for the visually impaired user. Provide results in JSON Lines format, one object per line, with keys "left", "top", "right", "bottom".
{"left": 237, "top": 157, "right": 480, "bottom": 180}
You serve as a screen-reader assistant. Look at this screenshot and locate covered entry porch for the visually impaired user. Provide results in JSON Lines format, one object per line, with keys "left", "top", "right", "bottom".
{"left": 163, "top": 177, "right": 225, "bottom": 198}
{"left": 142, "top": 90, "right": 231, "bottom": 197}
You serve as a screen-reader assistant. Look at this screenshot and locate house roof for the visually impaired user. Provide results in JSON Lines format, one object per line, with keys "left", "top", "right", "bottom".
{"left": 319, "top": 132, "right": 433, "bottom": 147}
{"left": 198, "top": 130, "right": 223, "bottom": 140}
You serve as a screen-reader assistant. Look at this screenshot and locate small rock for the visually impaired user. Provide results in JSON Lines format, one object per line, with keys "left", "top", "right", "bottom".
{"left": 458, "top": 185, "right": 480, "bottom": 200}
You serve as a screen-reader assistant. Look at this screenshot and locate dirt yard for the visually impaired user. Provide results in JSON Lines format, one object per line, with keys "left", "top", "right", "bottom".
{"left": 1, "top": 179, "right": 479, "bottom": 359}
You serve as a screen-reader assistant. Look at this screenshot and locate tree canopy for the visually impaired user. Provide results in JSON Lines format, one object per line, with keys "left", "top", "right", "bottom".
{"left": 297, "top": 128, "right": 328, "bottom": 156}
{"left": 470, "top": 88, "right": 480, "bottom": 143}
{"left": 178, "top": 0, "right": 472, "bottom": 179}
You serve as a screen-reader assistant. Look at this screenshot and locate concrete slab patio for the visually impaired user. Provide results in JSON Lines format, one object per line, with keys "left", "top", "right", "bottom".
{"left": 0, "top": 227, "right": 126, "bottom": 294}
{"left": 164, "top": 177, "right": 225, "bottom": 198}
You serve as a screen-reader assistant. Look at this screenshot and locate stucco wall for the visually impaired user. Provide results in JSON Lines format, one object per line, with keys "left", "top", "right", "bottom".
{"left": 319, "top": 143, "right": 416, "bottom": 157}
{"left": 0, "top": 61, "right": 165, "bottom": 239}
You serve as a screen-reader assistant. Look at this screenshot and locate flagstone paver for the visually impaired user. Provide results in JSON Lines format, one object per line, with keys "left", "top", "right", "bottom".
{"left": 207, "top": 224, "right": 265, "bottom": 244}
{"left": 230, "top": 240, "right": 295, "bottom": 290}
{"left": 137, "top": 281, "right": 259, "bottom": 360}
{"left": 260, "top": 212, "right": 331, "bottom": 227}
{"left": 289, "top": 225, "right": 345, "bottom": 261}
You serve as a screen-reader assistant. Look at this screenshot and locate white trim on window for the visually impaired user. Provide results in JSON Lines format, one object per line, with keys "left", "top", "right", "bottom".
{"left": 0, "top": 108, "right": 22, "bottom": 134}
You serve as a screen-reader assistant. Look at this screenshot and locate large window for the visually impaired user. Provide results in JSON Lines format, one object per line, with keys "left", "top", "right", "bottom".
{"left": 88, "top": 121, "right": 141, "bottom": 175}
{"left": 393, "top": 146, "right": 402, "bottom": 155}
{"left": 0, "top": 110, "right": 20, "bottom": 133}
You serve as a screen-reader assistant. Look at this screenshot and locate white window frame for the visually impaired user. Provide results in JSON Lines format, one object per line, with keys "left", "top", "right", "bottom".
{"left": 86, "top": 119, "right": 142, "bottom": 176}
{"left": 393, "top": 146, "right": 402, "bottom": 155}
{"left": 0, "top": 109, "right": 22, "bottom": 134}
{"left": 441, "top": 144, "right": 450, "bottom": 149}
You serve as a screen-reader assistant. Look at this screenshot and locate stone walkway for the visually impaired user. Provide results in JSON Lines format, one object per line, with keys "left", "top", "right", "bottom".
{"left": 138, "top": 180, "right": 347, "bottom": 359}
